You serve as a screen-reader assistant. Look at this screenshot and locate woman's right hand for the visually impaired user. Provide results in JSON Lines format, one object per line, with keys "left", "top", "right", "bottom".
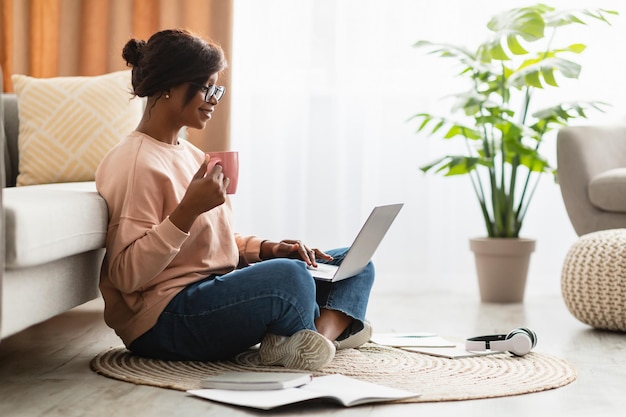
{"left": 169, "top": 155, "right": 230, "bottom": 232}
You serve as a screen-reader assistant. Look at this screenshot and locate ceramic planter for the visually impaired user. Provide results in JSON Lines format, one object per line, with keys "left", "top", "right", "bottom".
{"left": 469, "top": 237, "right": 536, "bottom": 303}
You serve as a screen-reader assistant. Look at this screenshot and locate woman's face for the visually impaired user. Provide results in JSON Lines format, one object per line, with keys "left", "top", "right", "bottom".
{"left": 170, "top": 72, "right": 220, "bottom": 130}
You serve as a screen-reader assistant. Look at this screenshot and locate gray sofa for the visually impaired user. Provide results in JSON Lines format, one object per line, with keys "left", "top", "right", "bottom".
{"left": 557, "top": 124, "right": 626, "bottom": 236}
{"left": 1, "top": 91, "right": 107, "bottom": 340}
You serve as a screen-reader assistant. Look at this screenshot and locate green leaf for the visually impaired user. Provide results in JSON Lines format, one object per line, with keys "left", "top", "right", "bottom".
{"left": 418, "top": 117, "right": 430, "bottom": 132}
{"left": 432, "top": 119, "right": 445, "bottom": 134}
{"left": 489, "top": 42, "right": 510, "bottom": 60}
{"left": 451, "top": 90, "right": 493, "bottom": 116}
{"left": 506, "top": 35, "right": 529, "bottom": 55}
{"left": 444, "top": 124, "right": 479, "bottom": 139}
{"left": 519, "top": 154, "right": 552, "bottom": 173}
{"left": 524, "top": 70, "right": 543, "bottom": 88}
{"left": 542, "top": 67, "right": 558, "bottom": 86}
{"left": 487, "top": 7, "right": 545, "bottom": 41}
{"left": 546, "top": 8, "right": 619, "bottom": 27}
{"left": 496, "top": 120, "right": 525, "bottom": 142}
{"left": 563, "top": 43, "right": 586, "bottom": 54}
{"left": 409, "top": 114, "right": 482, "bottom": 140}
{"left": 532, "top": 101, "right": 609, "bottom": 123}
{"left": 413, "top": 41, "right": 479, "bottom": 68}
{"left": 509, "top": 57, "right": 581, "bottom": 88}
{"left": 419, "top": 155, "right": 492, "bottom": 177}
{"left": 479, "top": 6, "right": 546, "bottom": 61}
{"left": 545, "top": 10, "right": 585, "bottom": 27}
{"left": 445, "top": 157, "right": 479, "bottom": 176}
{"left": 419, "top": 156, "right": 448, "bottom": 173}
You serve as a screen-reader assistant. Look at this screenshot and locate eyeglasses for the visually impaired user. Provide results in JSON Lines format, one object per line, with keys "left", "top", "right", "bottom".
{"left": 191, "top": 83, "right": 226, "bottom": 102}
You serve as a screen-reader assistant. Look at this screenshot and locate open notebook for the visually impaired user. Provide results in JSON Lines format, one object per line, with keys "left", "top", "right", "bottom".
{"left": 308, "top": 203, "right": 403, "bottom": 282}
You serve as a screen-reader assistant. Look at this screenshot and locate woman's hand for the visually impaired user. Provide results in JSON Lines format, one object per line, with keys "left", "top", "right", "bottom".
{"left": 261, "top": 239, "right": 333, "bottom": 267}
{"left": 169, "top": 154, "right": 230, "bottom": 232}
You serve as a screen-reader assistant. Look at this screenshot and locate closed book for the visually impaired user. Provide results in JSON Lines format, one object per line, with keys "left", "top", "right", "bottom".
{"left": 201, "top": 371, "right": 312, "bottom": 391}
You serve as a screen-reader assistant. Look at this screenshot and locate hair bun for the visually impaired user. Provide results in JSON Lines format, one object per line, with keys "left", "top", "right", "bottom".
{"left": 122, "top": 39, "right": 147, "bottom": 67}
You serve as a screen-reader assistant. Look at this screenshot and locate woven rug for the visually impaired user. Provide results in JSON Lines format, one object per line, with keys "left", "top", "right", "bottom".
{"left": 90, "top": 343, "right": 576, "bottom": 403}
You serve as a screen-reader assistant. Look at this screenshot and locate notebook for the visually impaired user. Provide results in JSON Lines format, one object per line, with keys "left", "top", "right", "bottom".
{"left": 307, "top": 203, "right": 403, "bottom": 282}
{"left": 201, "top": 372, "right": 312, "bottom": 390}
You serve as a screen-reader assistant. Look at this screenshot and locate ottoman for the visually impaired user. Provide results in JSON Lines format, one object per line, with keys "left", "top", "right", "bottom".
{"left": 561, "top": 229, "right": 626, "bottom": 332}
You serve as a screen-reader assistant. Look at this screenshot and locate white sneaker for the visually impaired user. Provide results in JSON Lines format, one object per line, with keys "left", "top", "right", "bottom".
{"left": 259, "top": 329, "right": 336, "bottom": 371}
{"left": 335, "top": 320, "right": 372, "bottom": 350}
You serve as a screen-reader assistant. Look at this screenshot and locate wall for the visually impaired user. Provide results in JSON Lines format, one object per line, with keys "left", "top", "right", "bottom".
{"left": 229, "top": 0, "right": 626, "bottom": 297}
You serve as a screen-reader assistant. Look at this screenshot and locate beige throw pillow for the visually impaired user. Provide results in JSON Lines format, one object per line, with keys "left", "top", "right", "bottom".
{"left": 12, "top": 70, "right": 143, "bottom": 186}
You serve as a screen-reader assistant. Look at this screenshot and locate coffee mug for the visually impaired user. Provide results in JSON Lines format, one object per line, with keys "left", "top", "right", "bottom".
{"left": 206, "top": 151, "right": 239, "bottom": 194}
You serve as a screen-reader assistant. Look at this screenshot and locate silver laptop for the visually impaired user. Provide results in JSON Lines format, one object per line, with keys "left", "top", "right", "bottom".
{"left": 308, "top": 203, "right": 403, "bottom": 282}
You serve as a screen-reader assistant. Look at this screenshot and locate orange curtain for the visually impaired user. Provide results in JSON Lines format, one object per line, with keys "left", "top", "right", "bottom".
{"left": 0, "top": 0, "right": 233, "bottom": 151}
{"left": 0, "top": 0, "right": 12, "bottom": 83}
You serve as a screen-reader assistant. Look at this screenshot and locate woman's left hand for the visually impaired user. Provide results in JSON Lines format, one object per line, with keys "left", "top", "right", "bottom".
{"left": 265, "top": 240, "right": 333, "bottom": 267}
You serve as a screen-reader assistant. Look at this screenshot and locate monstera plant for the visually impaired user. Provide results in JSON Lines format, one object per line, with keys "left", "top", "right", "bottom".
{"left": 411, "top": 4, "right": 617, "bottom": 302}
{"left": 412, "top": 4, "right": 616, "bottom": 238}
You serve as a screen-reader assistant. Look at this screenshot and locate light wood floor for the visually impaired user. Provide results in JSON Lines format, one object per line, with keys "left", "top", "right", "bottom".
{"left": 0, "top": 290, "right": 624, "bottom": 417}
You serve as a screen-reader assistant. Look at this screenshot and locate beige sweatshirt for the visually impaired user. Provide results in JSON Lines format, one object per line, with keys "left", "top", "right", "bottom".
{"left": 95, "top": 131, "right": 264, "bottom": 346}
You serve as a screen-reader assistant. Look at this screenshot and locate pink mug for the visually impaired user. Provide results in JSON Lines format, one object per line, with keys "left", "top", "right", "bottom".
{"left": 206, "top": 151, "right": 239, "bottom": 194}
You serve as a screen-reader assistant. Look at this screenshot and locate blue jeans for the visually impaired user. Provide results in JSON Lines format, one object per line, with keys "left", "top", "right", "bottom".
{"left": 129, "top": 248, "right": 375, "bottom": 361}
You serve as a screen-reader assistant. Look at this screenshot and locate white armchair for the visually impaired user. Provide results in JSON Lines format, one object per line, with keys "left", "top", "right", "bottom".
{"left": 557, "top": 124, "right": 626, "bottom": 236}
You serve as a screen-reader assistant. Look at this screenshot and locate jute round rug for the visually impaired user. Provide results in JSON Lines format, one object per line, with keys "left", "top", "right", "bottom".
{"left": 90, "top": 343, "right": 576, "bottom": 403}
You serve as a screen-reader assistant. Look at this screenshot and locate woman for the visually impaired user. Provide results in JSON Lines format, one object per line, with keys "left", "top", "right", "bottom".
{"left": 95, "top": 29, "right": 375, "bottom": 371}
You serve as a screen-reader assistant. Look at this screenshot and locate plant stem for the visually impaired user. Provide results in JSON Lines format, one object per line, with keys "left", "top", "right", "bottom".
{"left": 469, "top": 169, "right": 494, "bottom": 237}
{"left": 515, "top": 29, "right": 556, "bottom": 231}
{"left": 462, "top": 122, "right": 493, "bottom": 236}
{"left": 516, "top": 173, "right": 542, "bottom": 236}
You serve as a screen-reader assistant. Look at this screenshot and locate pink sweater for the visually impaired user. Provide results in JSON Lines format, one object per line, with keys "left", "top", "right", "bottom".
{"left": 95, "top": 131, "right": 264, "bottom": 345}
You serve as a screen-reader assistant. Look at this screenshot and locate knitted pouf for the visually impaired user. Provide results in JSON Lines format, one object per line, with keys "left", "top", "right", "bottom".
{"left": 561, "top": 229, "right": 626, "bottom": 332}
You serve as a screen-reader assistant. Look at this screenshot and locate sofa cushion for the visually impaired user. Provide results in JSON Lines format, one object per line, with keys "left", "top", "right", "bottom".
{"left": 588, "top": 168, "right": 626, "bottom": 212}
{"left": 3, "top": 181, "right": 107, "bottom": 268}
{"left": 11, "top": 70, "right": 143, "bottom": 186}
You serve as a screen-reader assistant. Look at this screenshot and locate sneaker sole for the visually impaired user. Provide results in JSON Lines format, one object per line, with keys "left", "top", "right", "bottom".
{"left": 336, "top": 321, "right": 372, "bottom": 350}
{"left": 259, "top": 329, "right": 335, "bottom": 371}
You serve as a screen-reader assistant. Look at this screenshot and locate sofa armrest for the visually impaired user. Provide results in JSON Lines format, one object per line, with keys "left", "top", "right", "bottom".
{"left": 557, "top": 125, "right": 626, "bottom": 235}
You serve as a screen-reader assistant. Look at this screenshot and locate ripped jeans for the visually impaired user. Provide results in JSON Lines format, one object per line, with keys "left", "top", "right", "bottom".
{"left": 129, "top": 247, "right": 375, "bottom": 361}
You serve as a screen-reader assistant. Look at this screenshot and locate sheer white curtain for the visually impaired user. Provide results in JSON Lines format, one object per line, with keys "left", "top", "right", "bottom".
{"left": 230, "top": 0, "right": 626, "bottom": 296}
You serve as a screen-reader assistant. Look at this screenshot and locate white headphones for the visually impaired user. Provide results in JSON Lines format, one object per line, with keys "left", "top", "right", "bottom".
{"left": 465, "top": 328, "right": 537, "bottom": 357}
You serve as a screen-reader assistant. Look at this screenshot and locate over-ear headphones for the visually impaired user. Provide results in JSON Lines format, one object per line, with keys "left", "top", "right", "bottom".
{"left": 465, "top": 328, "right": 537, "bottom": 357}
